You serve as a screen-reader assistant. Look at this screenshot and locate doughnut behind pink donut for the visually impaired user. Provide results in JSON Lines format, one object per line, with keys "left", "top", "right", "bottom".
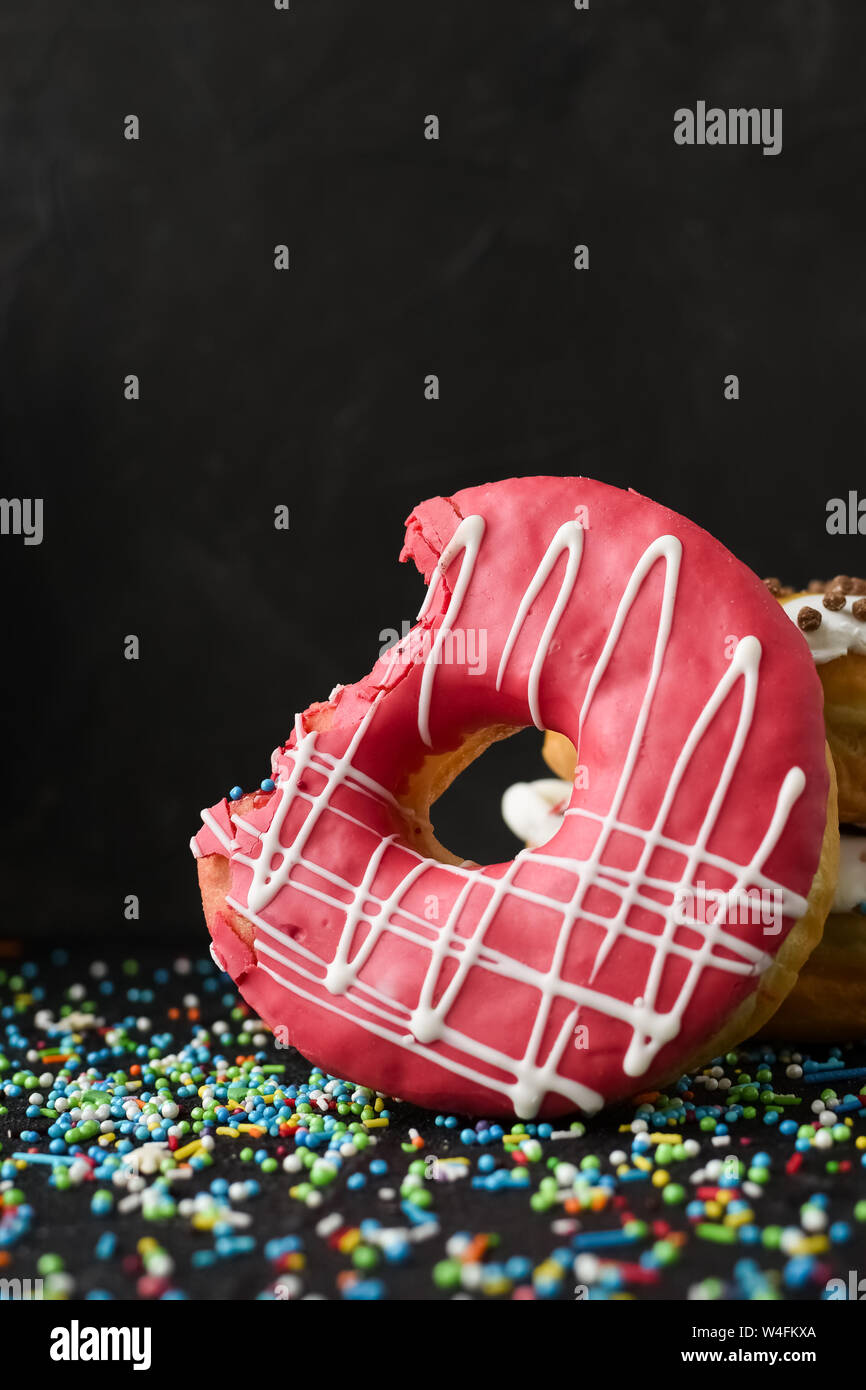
{"left": 192, "top": 477, "right": 829, "bottom": 1117}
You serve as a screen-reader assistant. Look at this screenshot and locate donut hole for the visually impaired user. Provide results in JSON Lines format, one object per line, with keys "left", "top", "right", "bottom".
{"left": 395, "top": 724, "right": 562, "bottom": 867}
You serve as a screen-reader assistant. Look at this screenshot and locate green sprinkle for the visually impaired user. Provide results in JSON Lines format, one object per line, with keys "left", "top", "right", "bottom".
{"left": 433, "top": 1259, "right": 462, "bottom": 1290}
{"left": 696, "top": 1224, "right": 736, "bottom": 1244}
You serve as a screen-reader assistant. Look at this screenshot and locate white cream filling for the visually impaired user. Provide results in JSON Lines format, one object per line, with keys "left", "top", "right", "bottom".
{"left": 784, "top": 593, "right": 866, "bottom": 664}
{"left": 501, "top": 778, "right": 571, "bottom": 848}
{"left": 836, "top": 836, "right": 866, "bottom": 914}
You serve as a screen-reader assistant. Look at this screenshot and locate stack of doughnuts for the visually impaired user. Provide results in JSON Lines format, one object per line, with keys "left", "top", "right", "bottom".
{"left": 505, "top": 573, "right": 866, "bottom": 1042}
{"left": 193, "top": 477, "right": 840, "bottom": 1117}
{"left": 766, "top": 576, "right": 866, "bottom": 1037}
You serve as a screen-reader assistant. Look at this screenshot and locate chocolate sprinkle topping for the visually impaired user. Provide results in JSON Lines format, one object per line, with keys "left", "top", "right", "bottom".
{"left": 805, "top": 576, "right": 866, "bottom": 596}
{"left": 853, "top": 597, "right": 866, "bottom": 621}
{"left": 797, "top": 606, "right": 823, "bottom": 632}
{"left": 823, "top": 590, "right": 847, "bottom": 611}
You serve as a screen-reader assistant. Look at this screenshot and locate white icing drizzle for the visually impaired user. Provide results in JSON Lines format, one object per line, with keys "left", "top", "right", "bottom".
{"left": 199, "top": 807, "right": 234, "bottom": 854}
{"left": 496, "top": 519, "right": 585, "bottom": 728}
{"left": 784, "top": 594, "right": 866, "bottom": 664}
{"left": 835, "top": 836, "right": 866, "bottom": 913}
{"left": 203, "top": 520, "right": 815, "bottom": 1117}
{"left": 416, "top": 515, "right": 485, "bottom": 746}
{"left": 237, "top": 704, "right": 386, "bottom": 915}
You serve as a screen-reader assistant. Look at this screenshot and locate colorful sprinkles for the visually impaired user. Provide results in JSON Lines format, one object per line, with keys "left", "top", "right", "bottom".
{"left": 0, "top": 952, "right": 865, "bottom": 1300}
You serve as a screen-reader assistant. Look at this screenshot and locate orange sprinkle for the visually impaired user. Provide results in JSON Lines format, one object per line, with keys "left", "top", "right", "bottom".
{"left": 461, "top": 1234, "right": 489, "bottom": 1264}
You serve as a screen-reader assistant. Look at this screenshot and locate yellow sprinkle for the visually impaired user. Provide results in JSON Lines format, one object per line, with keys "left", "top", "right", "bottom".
{"left": 237, "top": 1124, "right": 265, "bottom": 1136}
{"left": 856, "top": 1136, "right": 866, "bottom": 1151}
{"left": 374, "top": 1098, "right": 385, "bottom": 1112}
{"left": 173, "top": 1140, "right": 204, "bottom": 1161}
{"left": 138, "top": 1237, "right": 159, "bottom": 1254}
{"left": 649, "top": 1133, "right": 681, "bottom": 1143}
{"left": 483, "top": 1277, "right": 512, "bottom": 1295}
{"left": 363, "top": 1118, "right": 389, "bottom": 1128}
{"left": 723, "top": 1210, "right": 755, "bottom": 1228}
{"left": 216, "top": 1127, "right": 239, "bottom": 1138}
{"left": 790, "top": 1235, "right": 829, "bottom": 1256}
{"left": 651, "top": 1170, "right": 670, "bottom": 1188}
{"left": 632, "top": 1155, "right": 652, "bottom": 1172}
{"left": 705, "top": 1201, "right": 723, "bottom": 1220}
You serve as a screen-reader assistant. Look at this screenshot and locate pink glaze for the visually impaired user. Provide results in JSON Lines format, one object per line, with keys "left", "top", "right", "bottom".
{"left": 192, "top": 477, "right": 828, "bottom": 1117}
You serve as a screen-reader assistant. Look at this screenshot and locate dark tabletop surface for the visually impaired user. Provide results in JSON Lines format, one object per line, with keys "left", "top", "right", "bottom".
{"left": 1, "top": 945, "right": 865, "bottom": 1302}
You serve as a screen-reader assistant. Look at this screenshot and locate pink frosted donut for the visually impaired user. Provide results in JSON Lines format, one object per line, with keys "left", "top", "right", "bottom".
{"left": 192, "top": 477, "right": 836, "bottom": 1117}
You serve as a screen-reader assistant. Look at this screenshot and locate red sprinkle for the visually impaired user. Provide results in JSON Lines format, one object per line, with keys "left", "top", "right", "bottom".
{"left": 611, "top": 1262, "right": 660, "bottom": 1284}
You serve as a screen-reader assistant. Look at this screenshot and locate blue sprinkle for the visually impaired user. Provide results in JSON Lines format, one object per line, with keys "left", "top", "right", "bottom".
{"left": 342, "top": 1278, "right": 385, "bottom": 1301}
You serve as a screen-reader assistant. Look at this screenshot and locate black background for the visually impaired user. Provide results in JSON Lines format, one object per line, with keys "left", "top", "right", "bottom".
{"left": 2, "top": 0, "right": 864, "bottom": 940}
